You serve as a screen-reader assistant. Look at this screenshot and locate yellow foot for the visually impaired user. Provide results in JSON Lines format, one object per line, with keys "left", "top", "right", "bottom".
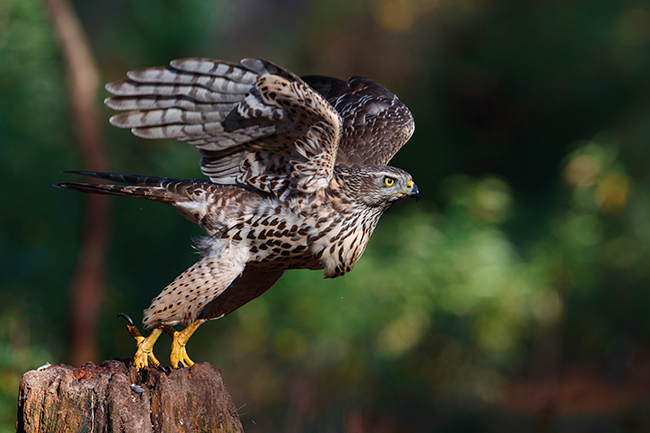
{"left": 170, "top": 319, "right": 205, "bottom": 369}
{"left": 133, "top": 328, "right": 163, "bottom": 369}
{"left": 119, "top": 313, "right": 163, "bottom": 370}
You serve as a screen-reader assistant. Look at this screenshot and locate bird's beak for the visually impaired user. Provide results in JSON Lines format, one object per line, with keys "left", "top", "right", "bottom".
{"left": 394, "top": 180, "right": 420, "bottom": 202}
{"left": 409, "top": 183, "right": 420, "bottom": 202}
{"left": 403, "top": 179, "right": 419, "bottom": 202}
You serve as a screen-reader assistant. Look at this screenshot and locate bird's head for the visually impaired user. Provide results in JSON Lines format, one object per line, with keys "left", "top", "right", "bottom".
{"left": 336, "top": 165, "right": 419, "bottom": 209}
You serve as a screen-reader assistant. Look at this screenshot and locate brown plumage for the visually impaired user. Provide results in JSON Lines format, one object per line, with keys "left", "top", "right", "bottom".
{"left": 56, "top": 58, "right": 419, "bottom": 369}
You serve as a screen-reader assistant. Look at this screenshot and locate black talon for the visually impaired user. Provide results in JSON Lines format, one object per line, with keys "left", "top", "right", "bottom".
{"left": 160, "top": 365, "right": 171, "bottom": 375}
{"left": 178, "top": 361, "right": 185, "bottom": 369}
{"left": 118, "top": 313, "right": 134, "bottom": 326}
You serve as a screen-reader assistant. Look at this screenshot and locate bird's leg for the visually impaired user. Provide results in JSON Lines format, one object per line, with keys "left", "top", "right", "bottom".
{"left": 132, "top": 328, "right": 163, "bottom": 369}
{"left": 169, "top": 319, "right": 206, "bottom": 369}
{"left": 119, "top": 313, "right": 163, "bottom": 370}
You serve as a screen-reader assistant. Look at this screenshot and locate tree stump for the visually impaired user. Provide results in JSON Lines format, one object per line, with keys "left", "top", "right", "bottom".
{"left": 16, "top": 359, "right": 245, "bottom": 433}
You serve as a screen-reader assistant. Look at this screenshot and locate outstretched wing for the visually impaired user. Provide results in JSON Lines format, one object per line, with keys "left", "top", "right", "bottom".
{"left": 105, "top": 58, "right": 342, "bottom": 196}
{"left": 302, "top": 75, "right": 414, "bottom": 168}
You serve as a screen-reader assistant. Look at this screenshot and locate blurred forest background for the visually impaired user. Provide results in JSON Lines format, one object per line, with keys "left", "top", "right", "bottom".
{"left": 2, "top": 0, "right": 650, "bottom": 431}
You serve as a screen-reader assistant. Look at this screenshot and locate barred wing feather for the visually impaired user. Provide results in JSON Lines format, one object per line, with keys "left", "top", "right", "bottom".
{"left": 105, "top": 58, "right": 342, "bottom": 196}
{"left": 302, "top": 75, "right": 414, "bottom": 168}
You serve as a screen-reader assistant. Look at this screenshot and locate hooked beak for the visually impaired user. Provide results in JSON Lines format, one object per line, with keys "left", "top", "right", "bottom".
{"left": 409, "top": 183, "right": 420, "bottom": 202}
{"left": 403, "top": 179, "right": 419, "bottom": 202}
{"left": 393, "top": 179, "right": 420, "bottom": 202}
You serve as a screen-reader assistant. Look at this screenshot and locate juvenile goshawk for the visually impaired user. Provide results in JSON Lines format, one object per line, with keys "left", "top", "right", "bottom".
{"left": 57, "top": 58, "right": 418, "bottom": 369}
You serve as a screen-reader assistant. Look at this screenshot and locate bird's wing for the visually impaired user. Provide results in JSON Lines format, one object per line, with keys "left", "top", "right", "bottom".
{"left": 302, "top": 75, "right": 414, "bottom": 167}
{"left": 105, "top": 58, "right": 342, "bottom": 196}
{"left": 197, "top": 268, "right": 285, "bottom": 321}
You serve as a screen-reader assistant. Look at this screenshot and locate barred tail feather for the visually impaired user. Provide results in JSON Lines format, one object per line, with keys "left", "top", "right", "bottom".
{"left": 54, "top": 171, "right": 201, "bottom": 203}
{"left": 55, "top": 181, "right": 176, "bottom": 202}
{"left": 54, "top": 171, "right": 228, "bottom": 228}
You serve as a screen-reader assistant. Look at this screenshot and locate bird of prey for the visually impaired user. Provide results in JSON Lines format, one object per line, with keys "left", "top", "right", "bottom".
{"left": 57, "top": 58, "right": 418, "bottom": 369}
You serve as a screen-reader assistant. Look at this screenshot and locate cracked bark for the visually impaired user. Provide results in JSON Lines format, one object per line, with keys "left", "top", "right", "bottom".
{"left": 16, "top": 360, "right": 244, "bottom": 433}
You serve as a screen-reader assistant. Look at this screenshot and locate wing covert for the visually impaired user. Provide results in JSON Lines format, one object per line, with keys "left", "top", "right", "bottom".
{"left": 302, "top": 75, "right": 414, "bottom": 167}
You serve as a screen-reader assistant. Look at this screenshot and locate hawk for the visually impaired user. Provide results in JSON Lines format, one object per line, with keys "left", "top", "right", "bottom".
{"left": 57, "top": 58, "right": 418, "bottom": 369}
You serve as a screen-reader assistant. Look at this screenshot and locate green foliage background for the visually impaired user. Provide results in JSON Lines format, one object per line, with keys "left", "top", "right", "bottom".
{"left": 2, "top": 0, "right": 650, "bottom": 431}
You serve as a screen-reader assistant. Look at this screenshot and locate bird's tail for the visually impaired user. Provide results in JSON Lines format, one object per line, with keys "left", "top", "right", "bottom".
{"left": 54, "top": 171, "right": 209, "bottom": 203}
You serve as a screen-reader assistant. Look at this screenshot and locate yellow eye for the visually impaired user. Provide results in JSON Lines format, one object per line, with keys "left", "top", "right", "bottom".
{"left": 384, "top": 177, "right": 395, "bottom": 187}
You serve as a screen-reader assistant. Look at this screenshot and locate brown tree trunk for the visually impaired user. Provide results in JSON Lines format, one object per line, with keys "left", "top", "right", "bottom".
{"left": 43, "top": 0, "right": 111, "bottom": 366}
{"left": 16, "top": 360, "right": 244, "bottom": 433}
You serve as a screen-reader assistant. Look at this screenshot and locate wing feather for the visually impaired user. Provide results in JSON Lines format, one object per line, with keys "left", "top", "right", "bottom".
{"left": 302, "top": 75, "right": 414, "bottom": 167}
{"left": 105, "top": 96, "right": 230, "bottom": 112}
{"left": 105, "top": 58, "right": 341, "bottom": 195}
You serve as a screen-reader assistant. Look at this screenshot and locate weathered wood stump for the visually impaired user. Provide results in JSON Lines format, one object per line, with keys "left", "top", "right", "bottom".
{"left": 16, "top": 359, "right": 244, "bottom": 433}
